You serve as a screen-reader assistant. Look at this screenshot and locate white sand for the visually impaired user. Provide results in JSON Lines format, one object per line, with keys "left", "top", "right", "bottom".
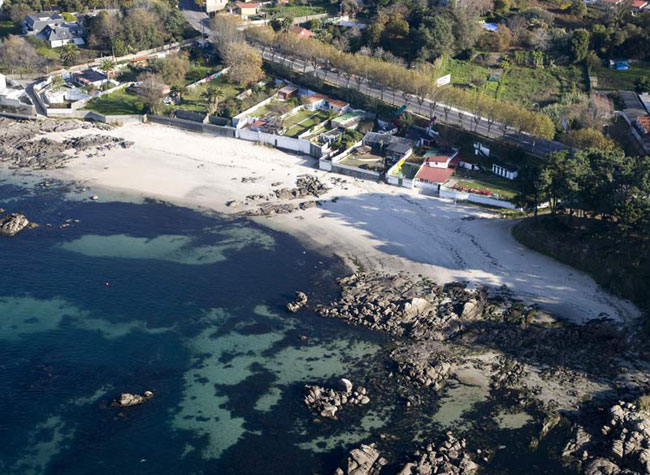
{"left": 36, "top": 122, "right": 639, "bottom": 324}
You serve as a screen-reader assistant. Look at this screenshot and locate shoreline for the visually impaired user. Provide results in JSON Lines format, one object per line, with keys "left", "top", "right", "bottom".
{"left": 2, "top": 121, "right": 640, "bottom": 325}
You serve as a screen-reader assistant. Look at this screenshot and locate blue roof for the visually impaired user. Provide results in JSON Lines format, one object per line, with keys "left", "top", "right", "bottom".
{"left": 482, "top": 23, "right": 499, "bottom": 32}
{"left": 615, "top": 60, "right": 629, "bottom": 70}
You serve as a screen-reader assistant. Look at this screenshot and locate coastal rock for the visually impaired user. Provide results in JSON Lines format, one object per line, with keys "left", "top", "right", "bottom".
{"left": 115, "top": 391, "right": 154, "bottom": 407}
{"left": 0, "top": 118, "right": 131, "bottom": 169}
{"left": 398, "top": 433, "right": 479, "bottom": 475}
{"left": 334, "top": 444, "right": 387, "bottom": 475}
{"left": 390, "top": 342, "right": 453, "bottom": 391}
{"left": 563, "top": 401, "right": 650, "bottom": 473}
{"left": 287, "top": 291, "right": 308, "bottom": 312}
{"left": 0, "top": 213, "right": 31, "bottom": 237}
{"left": 304, "top": 381, "right": 369, "bottom": 420}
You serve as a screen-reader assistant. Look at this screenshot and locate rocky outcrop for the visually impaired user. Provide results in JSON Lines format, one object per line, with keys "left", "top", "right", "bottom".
{"left": 304, "top": 379, "right": 370, "bottom": 420}
{"left": 317, "top": 273, "right": 489, "bottom": 340}
{"left": 564, "top": 401, "right": 650, "bottom": 474}
{"left": 115, "top": 391, "right": 154, "bottom": 407}
{"left": 334, "top": 444, "right": 387, "bottom": 475}
{"left": 287, "top": 291, "right": 308, "bottom": 312}
{"left": 0, "top": 213, "right": 32, "bottom": 237}
{"left": 390, "top": 343, "right": 452, "bottom": 391}
{"left": 0, "top": 118, "right": 130, "bottom": 169}
{"left": 398, "top": 433, "right": 479, "bottom": 475}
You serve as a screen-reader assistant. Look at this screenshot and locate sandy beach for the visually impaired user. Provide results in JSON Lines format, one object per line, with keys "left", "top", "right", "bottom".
{"left": 20, "top": 121, "right": 638, "bottom": 324}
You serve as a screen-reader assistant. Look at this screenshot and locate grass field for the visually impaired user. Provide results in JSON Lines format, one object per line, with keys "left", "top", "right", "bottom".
{"left": 592, "top": 61, "right": 650, "bottom": 91}
{"left": 443, "top": 58, "right": 585, "bottom": 107}
{"left": 0, "top": 20, "right": 21, "bottom": 38}
{"left": 262, "top": 2, "right": 336, "bottom": 17}
{"left": 85, "top": 89, "right": 146, "bottom": 115}
{"left": 283, "top": 109, "right": 330, "bottom": 137}
{"left": 453, "top": 168, "right": 518, "bottom": 199}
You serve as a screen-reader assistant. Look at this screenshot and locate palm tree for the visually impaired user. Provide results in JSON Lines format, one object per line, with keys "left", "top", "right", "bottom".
{"left": 100, "top": 59, "right": 116, "bottom": 78}
{"left": 60, "top": 43, "right": 80, "bottom": 67}
{"left": 201, "top": 86, "right": 224, "bottom": 115}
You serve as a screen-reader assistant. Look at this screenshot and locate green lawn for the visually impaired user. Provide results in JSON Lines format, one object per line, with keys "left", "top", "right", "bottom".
{"left": 0, "top": 19, "right": 21, "bottom": 38}
{"left": 262, "top": 2, "right": 336, "bottom": 17}
{"left": 175, "top": 76, "right": 245, "bottom": 113}
{"left": 592, "top": 61, "right": 650, "bottom": 91}
{"left": 84, "top": 89, "right": 146, "bottom": 115}
{"left": 443, "top": 58, "right": 585, "bottom": 107}
{"left": 284, "top": 109, "right": 330, "bottom": 137}
{"left": 453, "top": 168, "right": 518, "bottom": 200}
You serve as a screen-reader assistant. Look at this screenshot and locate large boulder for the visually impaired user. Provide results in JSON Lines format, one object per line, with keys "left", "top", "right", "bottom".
{"left": 115, "top": 391, "right": 154, "bottom": 407}
{"left": 0, "top": 213, "right": 31, "bottom": 237}
{"left": 334, "top": 444, "right": 387, "bottom": 475}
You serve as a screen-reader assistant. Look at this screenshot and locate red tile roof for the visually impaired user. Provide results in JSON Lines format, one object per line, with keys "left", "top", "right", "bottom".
{"left": 290, "top": 26, "right": 313, "bottom": 38}
{"left": 631, "top": 0, "right": 647, "bottom": 7}
{"left": 236, "top": 2, "right": 258, "bottom": 9}
{"left": 327, "top": 97, "right": 349, "bottom": 108}
{"left": 415, "top": 166, "right": 455, "bottom": 184}
{"left": 637, "top": 115, "right": 650, "bottom": 134}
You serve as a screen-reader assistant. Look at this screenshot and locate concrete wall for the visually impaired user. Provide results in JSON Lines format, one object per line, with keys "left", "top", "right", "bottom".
{"left": 439, "top": 187, "right": 518, "bottom": 209}
{"left": 235, "top": 127, "right": 313, "bottom": 154}
{"left": 148, "top": 115, "right": 236, "bottom": 137}
{"left": 332, "top": 163, "right": 381, "bottom": 180}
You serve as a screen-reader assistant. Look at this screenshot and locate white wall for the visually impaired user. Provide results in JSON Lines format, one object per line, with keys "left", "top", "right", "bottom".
{"left": 235, "top": 127, "right": 313, "bottom": 154}
{"left": 439, "top": 187, "right": 518, "bottom": 209}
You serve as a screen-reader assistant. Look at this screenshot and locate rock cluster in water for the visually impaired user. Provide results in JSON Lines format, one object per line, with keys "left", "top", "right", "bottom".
{"left": 286, "top": 291, "right": 308, "bottom": 313}
{"left": 0, "top": 212, "right": 34, "bottom": 236}
{"left": 304, "top": 378, "right": 370, "bottom": 420}
{"left": 115, "top": 391, "right": 154, "bottom": 407}
{"left": 334, "top": 433, "right": 478, "bottom": 475}
{"left": 564, "top": 401, "right": 650, "bottom": 474}
{"left": 0, "top": 118, "right": 132, "bottom": 169}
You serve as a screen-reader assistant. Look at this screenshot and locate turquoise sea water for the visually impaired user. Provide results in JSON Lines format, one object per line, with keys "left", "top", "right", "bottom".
{"left": 0, "top": 183, "right": 389, "bottom": 474}
{"left": 0, "top": 182, "right": 571, "bottom": 474}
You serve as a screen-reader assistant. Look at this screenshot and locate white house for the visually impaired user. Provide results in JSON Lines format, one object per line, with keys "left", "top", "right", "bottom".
{"left": 205, "top": 0, "right": 228, "bottom": 12}
{"left": 303, "top": 93, "right": 351, "bottom": 113}
{"left": 421, "top": 148, "right": 459, "bottom": 168}
{"left": 41, "top": 22, "right": 85, "bottom": 48}
{"left": 492, "top": 163, "right": 519, "bottom": 180}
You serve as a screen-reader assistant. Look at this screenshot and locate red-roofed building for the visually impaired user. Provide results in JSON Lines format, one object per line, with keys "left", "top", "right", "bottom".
{"left": 236, "top": 2, "right": 259, "bottom": 17}
{"left": 303, "top": 93, "right": 350, "bottom": 113}
{"left": 636, "top": 115, "right": 650, "bottom": 135}
{"left": 631, "top": 0, "right": 648, "bottom": 10}
{"left": 422, "top": 148, "right": 459, "bottom": 168}
{"left": 289, "top": 26, "right": 313, "bottom": 39}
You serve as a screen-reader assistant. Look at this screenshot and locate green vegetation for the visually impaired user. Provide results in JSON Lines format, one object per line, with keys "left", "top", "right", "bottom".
{"left": 454, "top": 169, "right": 518, "bottom": 199}
{"left": 0, "top": 20, "right": 21, "bottom": 39}
{"left": 85, "top": 89, "right": 146, "bottom": 115}
{"left": 592, "top": 61, "right": 650, "bottom": 91}
{"left": 263, "top": 2, "right": 336, "bottom": 18}
{"left": 283, "top": 109, "right": 330, "bottom": 137}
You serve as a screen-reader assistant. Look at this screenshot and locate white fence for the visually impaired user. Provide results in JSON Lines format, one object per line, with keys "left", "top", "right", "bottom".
{"left": 186, "top": 67, "right": 230, "bottom": 90}
{"left": 235, "top": 127, "right": 313, "bottom": 154}
{"left": 439, "top": 187, "right": 518, "bottom": 209}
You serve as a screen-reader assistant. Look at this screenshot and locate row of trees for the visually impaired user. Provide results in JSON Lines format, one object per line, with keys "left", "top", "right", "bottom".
{"left": 517, "top": 149, "right": 650, "bottom": 234}
{"left": 210, "top": 17, "right": 265, "bottom": 87}
{"left": 245, "top": 26, "right": 555, "bottom": 140}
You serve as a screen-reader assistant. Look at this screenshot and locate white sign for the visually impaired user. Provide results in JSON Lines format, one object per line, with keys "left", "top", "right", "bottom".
{"left": 436, "top": 74, "right": 451, "bottom": 87}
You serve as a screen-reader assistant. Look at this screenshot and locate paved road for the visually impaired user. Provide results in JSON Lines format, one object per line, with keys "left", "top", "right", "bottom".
{"left": 178, "top": 0, "right": 211, "bottom": 37}
{"left": 178, "top": 2, "right": 570, "bottom": 156}
{"left": 261, "top": 50, "right": 571, "bottom": 156}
